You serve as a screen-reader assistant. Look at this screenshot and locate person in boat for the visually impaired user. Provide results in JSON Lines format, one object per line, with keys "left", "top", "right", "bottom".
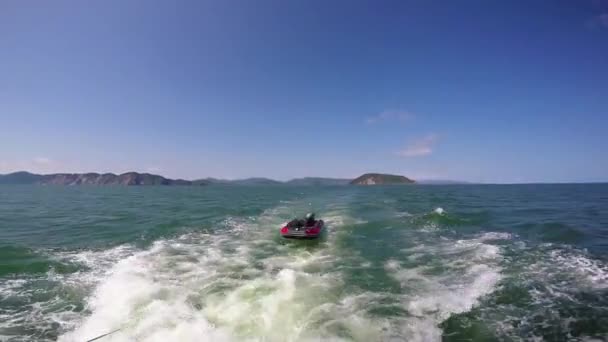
{"left": 287, "top": 213, "right": 316, "bottom": 228}
{"left": 305, "top": 212, "right": 316, "bottom": 226}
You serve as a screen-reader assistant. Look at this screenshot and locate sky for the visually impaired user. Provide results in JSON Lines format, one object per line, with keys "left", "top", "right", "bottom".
{"left": 1, "top": 0, "right": 607, "bottom": 183}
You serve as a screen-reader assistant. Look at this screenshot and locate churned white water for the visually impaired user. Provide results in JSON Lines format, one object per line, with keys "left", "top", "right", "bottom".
{"left": 53, "top": 205, "right": 507, "bottom": 342}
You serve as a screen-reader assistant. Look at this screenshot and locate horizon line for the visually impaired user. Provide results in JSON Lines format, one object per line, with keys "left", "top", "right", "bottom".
{"left": 1, "top": 170, "right": 607, "bottom": 185}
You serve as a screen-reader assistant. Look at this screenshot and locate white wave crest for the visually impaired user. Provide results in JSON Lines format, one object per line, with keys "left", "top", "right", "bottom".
{"left": 387, "top": 234, "right": 504, "bottom": 340}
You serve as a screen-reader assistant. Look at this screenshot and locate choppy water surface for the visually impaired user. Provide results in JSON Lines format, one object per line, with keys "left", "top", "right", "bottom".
{"left": 0, "top": 184, "right": 607, "bottom": 341}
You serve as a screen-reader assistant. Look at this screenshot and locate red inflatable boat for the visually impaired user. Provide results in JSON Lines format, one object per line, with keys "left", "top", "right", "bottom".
{"left": 280, "top": 216, "right": 325, "bottom": 239}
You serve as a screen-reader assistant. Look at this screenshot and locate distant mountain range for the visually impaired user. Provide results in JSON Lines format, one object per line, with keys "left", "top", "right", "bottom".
{"left": 0, "top": 171, "right": 197, "bottom": 186}
{"left": 0, "top": 172, "right": 352, "bottom": 186}
{"left": 0, "top": 171, "right": 470, "bottom": 186}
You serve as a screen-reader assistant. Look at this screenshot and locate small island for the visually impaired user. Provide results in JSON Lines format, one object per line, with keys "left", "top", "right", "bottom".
{"left": 350, "top": 173, "right": 415, "bottom": 185}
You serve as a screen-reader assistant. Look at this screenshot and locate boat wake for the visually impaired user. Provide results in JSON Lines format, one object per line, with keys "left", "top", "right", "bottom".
{"left": 52, "top": 203, "right": 510, "bottom": 342}
{"left": 4, "top": 195, "right": 605, "bottom": 342}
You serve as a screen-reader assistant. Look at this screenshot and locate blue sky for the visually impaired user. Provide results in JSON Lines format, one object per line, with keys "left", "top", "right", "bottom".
{"left": 1, "top": 0, "right": 607, "bottom": 182}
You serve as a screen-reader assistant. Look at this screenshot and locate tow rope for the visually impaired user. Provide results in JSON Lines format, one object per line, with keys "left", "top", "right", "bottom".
{"left": 85, "top": 328, "right": 122, "bottom": 342}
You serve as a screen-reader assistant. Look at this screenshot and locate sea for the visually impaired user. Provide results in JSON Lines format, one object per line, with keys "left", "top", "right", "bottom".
{"left": 0, "top": 184, "right": 607, "bottom": 341}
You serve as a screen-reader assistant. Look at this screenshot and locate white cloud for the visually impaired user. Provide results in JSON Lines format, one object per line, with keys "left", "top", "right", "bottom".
{"left": 33, "top": 157, "right": 52, "bottom": 165}
{"left": 396, "top": 134, "right": 438, "bottom": 157}
{"left": 366, "top": 110, "right": 413, "bottom": 124}
{"left": 600, "top": 13, "right": 608, "bottom": 27}
{"left": 586, "top": 13, "right": 608, "bottom": 29}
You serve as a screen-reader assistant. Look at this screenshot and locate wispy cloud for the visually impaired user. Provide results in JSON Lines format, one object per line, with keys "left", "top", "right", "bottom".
{"left": 599, "top": 13, "right": 608, "bottom": 27}
{"left": 33, "top": 157, "right": 52, "bottom": 165}
{"left": 586, "top": 12, "right": 608, "bottom": 29}
{"left": 396, "top": 134, "right": 439, "bottom": 157}
{"left": 366, "top": 110, "right": 413, "bottom": 124}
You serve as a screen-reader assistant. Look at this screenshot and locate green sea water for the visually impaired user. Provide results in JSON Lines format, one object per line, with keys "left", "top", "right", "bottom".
{"left": 0, "top": 184, "right": 607, "bottom": 341}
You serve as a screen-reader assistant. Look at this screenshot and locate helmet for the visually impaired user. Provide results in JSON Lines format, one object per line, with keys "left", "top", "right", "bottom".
{"left": 305, "top": 213, "right": 315, "bottom": 220}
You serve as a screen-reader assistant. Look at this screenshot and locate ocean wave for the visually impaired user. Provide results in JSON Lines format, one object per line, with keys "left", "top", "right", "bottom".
{"left": 0, "top": 243, "right": 141, "bottom": 341}
{"left": 451, "top": 242, "right": 608, "bottom": 341}
{"left": 383, "top": 231, "right": 505, "bottom": 340}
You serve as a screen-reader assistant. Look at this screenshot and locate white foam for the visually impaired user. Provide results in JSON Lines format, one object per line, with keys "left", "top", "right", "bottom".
{"left": 322, "top": 214, "right": 348, "bottom": 227}
{"left": 405, "top": 264, "right": 500, "bottom": 318}
{"left": 475, "top": 241, "right": 608, "bottom": 341}
{"left": 548, "top": 249, "right": 608, "bottom": 289}
{"left": 59, "top": 239, "right": 349, "bottom": 342}
{"left": 454, "top": 238, "right": 501, "bottom": 260}
{"left": 57, "top": 208, "right": 364, "bottom": 342}
{"left": 0, "top": 245, "right": 140, "bottom": 341}
{"left": 48, "top": 202, "right": 508, "bottom": 342}
{"left": 419, "top": 222, "right": 440, "bottom": 232}
{"left": 0, "top": 279, "right": 28, "bottom": 297}
{"left": 389, "top": 234, "right": 504, "bottom": 341}
{"left": 384, "top": 259, "right": 401, "bottom": 271}
{"left": 395, "top": 211, "right": 413, "bottom": 217}
{"left": 57, "top": 240, "right": 228, "bottom": 341}
{"left": 477, "top": 232, "right": 513, "bottom": 241}
{"left": 401, "top": 232, "right": 506, "bottom": 263}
